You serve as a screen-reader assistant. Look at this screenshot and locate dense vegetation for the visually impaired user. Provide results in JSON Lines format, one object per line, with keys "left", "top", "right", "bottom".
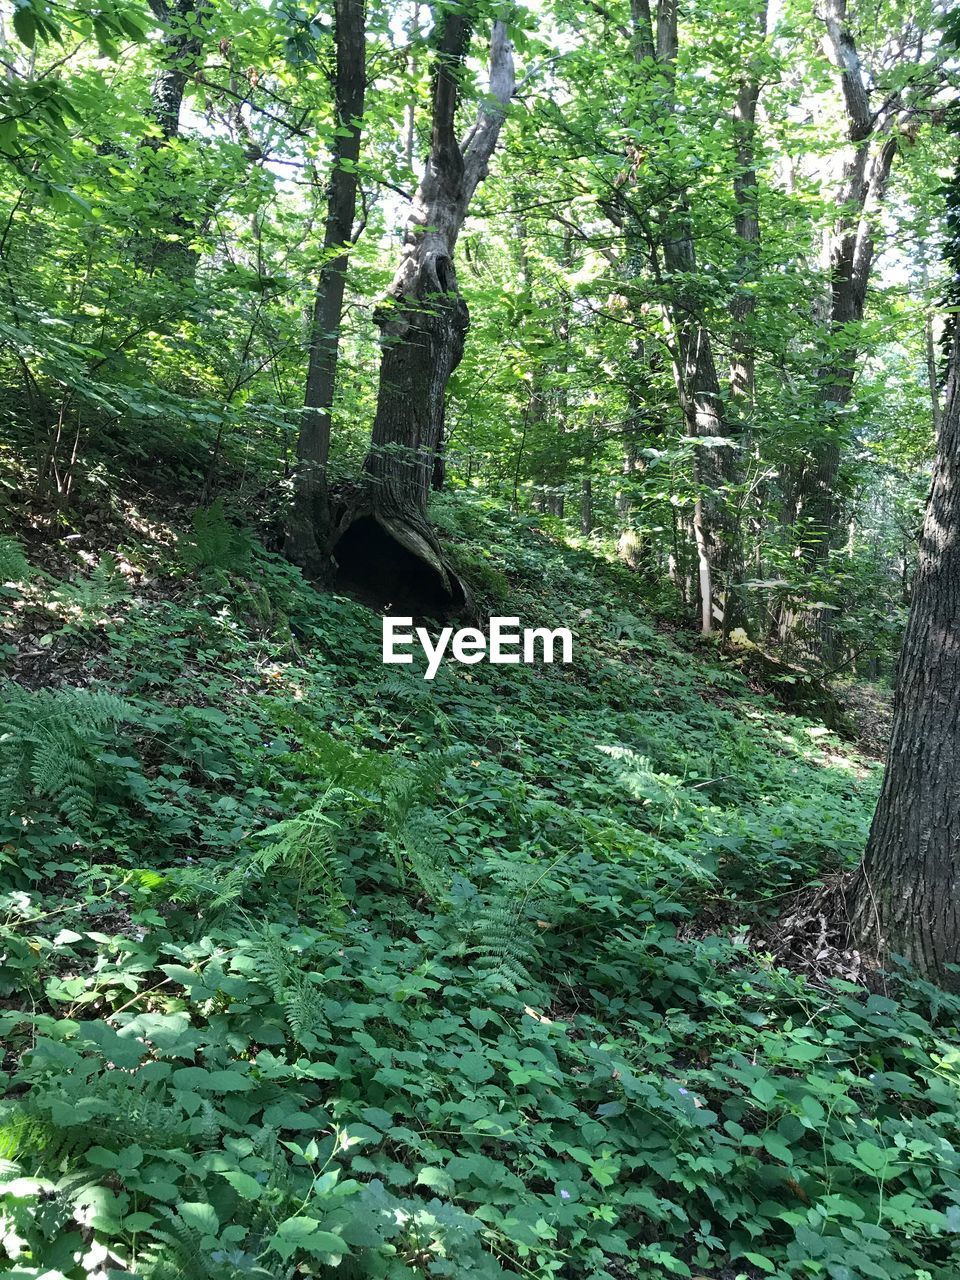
{"left": 1, "top": 0, "right": 959, "bottom": 1276}
{"left": 3, "top": 494, "right": 960, "bottom": 1280}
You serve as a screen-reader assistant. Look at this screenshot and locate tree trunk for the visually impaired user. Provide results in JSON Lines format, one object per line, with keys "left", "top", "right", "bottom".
{"left": 343, "top": 13, "right": 513, "bottom": 604}
{"left": 848, "top": 322, "right": 960, "bottom": 989}
{"left": 580, "top": 475, "right": 593, "bottom": 535}
{"left": 628, "top": 0, "right": 742, "bottom": 636}
{"left": 782, "top": 0, "right": 902, "bottom": 653}
{"left": 285, "top": 0, "right": 366, "bottom": 576}
{"left": 147, "top": 0, "right": 206, "bottom": 140}
{"left": 920, "top": 249, "right": 943, "bottom": 434}
{"left": 141, "top": 0, "right": 208, "bottom": 280}
{"left": 729, "top": 0, "right": 766, "bottom": 405}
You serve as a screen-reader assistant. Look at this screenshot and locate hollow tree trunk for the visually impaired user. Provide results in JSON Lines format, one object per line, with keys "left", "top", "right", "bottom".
{"left": 848, "top": 322, "right": 960, "bottom": 989}
{"left": 285, "top": 0, "right": 366, "bottom": 576}
{"left": 352, "top": 12, "right": 514, "bottom": 596}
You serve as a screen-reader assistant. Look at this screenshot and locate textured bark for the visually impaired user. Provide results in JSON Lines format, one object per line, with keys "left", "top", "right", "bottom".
{"left": 141, "top": 0, "right": 208, "bottom": 280}
{"left": 285, "top": 0, "right": 366, "bottom": 576}
{"left": 148, "top": 0, "right": 206, "bottom": 140}
{"left": 580, "top": 475, "right": 593, "bottom": 535}
{"left": 849, "top": 323, "right": 960, "bottom": 988}
{"left": 920, "top": 251, "right": 944, "bottom": 434}
{"left": 354, "top": 14, "right": 513, "bottom": 599}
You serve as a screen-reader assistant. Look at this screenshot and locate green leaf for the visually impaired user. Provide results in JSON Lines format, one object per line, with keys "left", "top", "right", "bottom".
{"left": 178, "top": 1202, "right": 219, "bottom": 1236}
{"left": 12, "top": 5, "right": 36, "bottom": 47}
{"left": 220, "top": 1170, "right": 263, "bottom": 1199}
{"left": 762, "top": 1133, "right": 794, "bottom": 1165}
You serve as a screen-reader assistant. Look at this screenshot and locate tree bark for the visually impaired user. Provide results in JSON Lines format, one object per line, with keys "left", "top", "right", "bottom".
{"left": 138, "top": 0, "right": 208, "bottom": 281}
{"left": 349, "top": 12, "right": 514, "bottom": 599}
{"left": 147, "top": 0, "right": 206, "bottom": 140}
{"left": 285, "top": 0, "right": 366, "bottom": 576}
{"left": 848, "top": 321, "right": 960, "bottom": 989}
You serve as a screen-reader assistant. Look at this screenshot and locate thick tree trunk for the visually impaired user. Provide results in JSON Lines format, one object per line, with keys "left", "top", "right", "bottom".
{"left": 346, "top": 13, "right": 513, "bottom": 603}
{"left": 848, "top": 323, "right": 960, "bottom": 989}
{"left": 285, "top": 0, "right": 366, "bottom": 576}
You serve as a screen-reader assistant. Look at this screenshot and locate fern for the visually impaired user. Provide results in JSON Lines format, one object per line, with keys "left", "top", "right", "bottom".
{"left": 0, "top": 535, "right": 31, "bottom": 585}
{"left": 180, "top": 499, "right": 250, "bottom": 573}
{"left": 23, "top": 1074, "right": 208, "bottom": 1155}
{"left": 253, "top": 789, "right": 347, "bottom": 916}
{"left": 381, "top": 745, "right": 469, "bottom": 896}
{"left": 393, "top": 804, "right": 452, "bottom": 901}
{"left": 161, "top": 859, "right": 250, "bottom": 915}
{"left": 51, "top": 555, "right": 129, "bottom": 626}
{"left": 263, "top": 703, "right": 390, "bottom": 791}
{"left": 465, "top": 857, "right": 556, "bottom": 996}
{"left": 0, "top": 683, "right": 134, "bottom": 825}
{"left": 140, "top": 1132, "right": 287, "bottom": 1280}
{"left": 243, "top": 924, "right": 328, "bottom": 1049}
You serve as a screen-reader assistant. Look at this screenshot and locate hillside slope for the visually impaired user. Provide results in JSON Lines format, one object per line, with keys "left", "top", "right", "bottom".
{"left": 1, "top": 493, "right": 959, "bottom": 1280}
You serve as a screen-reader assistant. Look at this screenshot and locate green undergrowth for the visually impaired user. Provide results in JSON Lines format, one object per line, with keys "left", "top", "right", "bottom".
{"left": 1, "top": 493, "right": 959, "bottom": 1280}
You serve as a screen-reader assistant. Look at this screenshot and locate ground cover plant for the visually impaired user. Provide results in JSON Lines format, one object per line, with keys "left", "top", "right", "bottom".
{"left": 2, "top": 493, "right": 959, "bottom": 1280}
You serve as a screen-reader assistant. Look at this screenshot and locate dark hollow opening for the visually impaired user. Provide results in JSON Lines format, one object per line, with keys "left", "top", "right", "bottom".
{"left": 333, "top": 515, "right": 460, "bottom": 616}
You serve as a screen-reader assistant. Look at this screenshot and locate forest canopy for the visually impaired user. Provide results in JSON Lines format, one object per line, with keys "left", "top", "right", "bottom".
{"left": 0, "top": 0, "right": 952, "bottom": 653}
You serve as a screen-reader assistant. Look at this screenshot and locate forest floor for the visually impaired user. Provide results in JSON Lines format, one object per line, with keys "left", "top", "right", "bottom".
{"left": 1, "top": 476, "right": 959, "bottom": 1280}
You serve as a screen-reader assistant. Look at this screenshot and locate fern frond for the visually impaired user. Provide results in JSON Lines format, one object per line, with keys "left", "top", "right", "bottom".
{"left": 0, "top": 536, "right": 31, "bottom": 585}
{"left": 251, "top": 792, "right": 347, "bottom": 917}
{"left": 0, "top": 683, "right": 134, "bottom": 826}
{"left": 180, "top": 500, "right": 250, "bottom": 574}
{"left": 463, "top": 857, "right": 556, "bottom": 997}
{"left": 242, "top": 926, "right": 328, "bottom": 1049}
{"left": 51, "top": 556, "right": 129, "bottom": 625}
{"left": 263, "top": 703, "right": 390, "bottom": 791}
{"left": 381, "top": 746, "right": 468, "bottom": 897}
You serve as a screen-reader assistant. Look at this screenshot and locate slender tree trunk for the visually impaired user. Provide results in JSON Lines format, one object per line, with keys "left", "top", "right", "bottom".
{"left": 627, "top": 0, "right": 742, "bottom": 635}
{"left": 580, "top": 474, "right": 593, "bottom": 535}
{"left": 848, "top": 322, "right": 960, "bottom": 989}
{"left": 141, "top": 0, "right": 208, "bottom": 280}
{"left": 782, "top": 0, "right": 902, "bottom": 654}
{"left": 147, "top": 0, "right": 205, "bottom": 140}
{"left": 285, "top": 0, "right": 366, "bottom": 575}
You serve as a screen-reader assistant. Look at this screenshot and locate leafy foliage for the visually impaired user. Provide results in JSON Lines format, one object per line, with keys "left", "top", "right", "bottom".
{"left": 0, "top": 683, "right": 133, "bottom": 825}
{"left": 2, "top": 491, "right": 955, "bottom": 1280}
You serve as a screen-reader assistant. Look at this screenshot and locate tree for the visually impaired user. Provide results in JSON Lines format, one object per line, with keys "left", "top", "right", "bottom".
{"left": 285, "top": 0, "right": 367, "bottom": 577}
{"left": 779, "top": 0, "right": 944, "bottom": 654}
{"left": 848, "top": 313, "right": 960, "bottom": 987}
{"left": 147, "top": 0, "right": 207, "bottom": 139}
{"left": 331, "top": 7, "right": 514, "bottom": 606}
